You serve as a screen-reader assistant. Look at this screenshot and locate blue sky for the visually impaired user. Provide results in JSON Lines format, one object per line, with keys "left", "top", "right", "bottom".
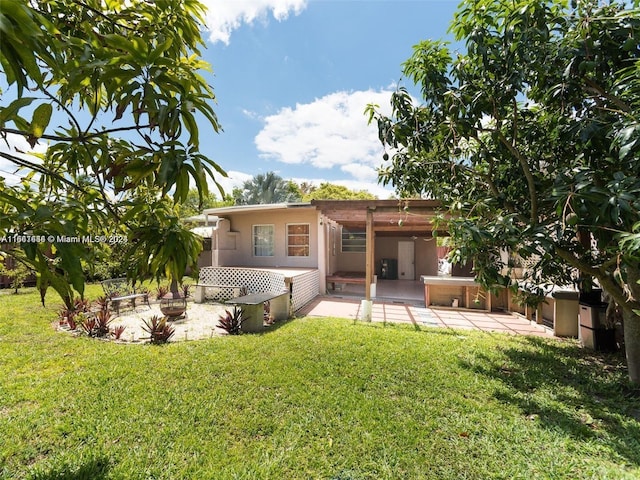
{"left": 0, "top": 0, "right": 461, "bottom": 199}
{"left": 198, "top": 0, "right": 460, "bottom": 198}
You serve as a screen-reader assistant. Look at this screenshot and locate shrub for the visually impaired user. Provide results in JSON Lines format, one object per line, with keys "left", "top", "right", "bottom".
{"left": 57, "top": 306, "right": 77, "bottom": 329}
{"left": 216, "top": 307, "right": 246, "bottom": 335}
{"left": 0, "top": 260, "right": 32, "bottom": 293}
{"left": 155, "top": 285, "right": 170, "bottom": 300}
{"left": 141, "top": 315, "right": 175, "bottom": 344}
{"left": 73, "top": 297, "right": 92, "bottom": 313}
{"left": 78, "top": 314, "right": 96, "bottom": 336}
{"left": 111, "top": 325, "right": 126, "bottom": 340}
{"left": 78, "top": 310, "right": 112, "bottom": 338}
{"left": 95, "top": 295, "right": 110, "bottom": 311}
{"left": 94, "top": 309, "right": 113, "bottom": 337}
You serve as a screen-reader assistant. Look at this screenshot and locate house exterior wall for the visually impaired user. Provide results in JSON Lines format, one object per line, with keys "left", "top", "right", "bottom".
{"left": 212, "top": 209, "right": 320, "bottom": 268}
{"left": 322, "top": 221, "right": 340, "bottom": 276}
{"left": 325, "top": 232, "right": 439, "bottom": 278}
{"left": 415, "top": 238, "right": 439, "bottom": 277}
{"left": 335, "top": 250, "right": 365, "bottom": 272}
{"left": 374, "top": 236, "right": 438, "bottom": 278}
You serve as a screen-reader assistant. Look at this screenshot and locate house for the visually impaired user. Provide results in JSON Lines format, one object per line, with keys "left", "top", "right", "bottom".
{"left": 185, "top": 213, "right": 219, "bottom": 271}
{"left": 199, "top": 199, "right": 582, "bottom": 337}
{"left": 201, "top": 199, "right": 461, "bottom": 310}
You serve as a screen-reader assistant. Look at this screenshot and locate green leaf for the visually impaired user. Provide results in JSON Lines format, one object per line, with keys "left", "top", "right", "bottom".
{"left": 0, "top": 97, "right": 36, "bottom": 124}
{"left": 148, "top": 37, "right": 173, "bottom": 63}
{"left": 29, "top": 103, "right": 52, "bottom": 139}
{"left": 619, "top": 139, "right": 637, "bottom": 160}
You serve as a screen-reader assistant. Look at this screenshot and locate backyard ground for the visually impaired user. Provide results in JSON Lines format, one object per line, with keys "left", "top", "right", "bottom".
{"left": 1, "top": 286, "right": 639, "bottom": 479}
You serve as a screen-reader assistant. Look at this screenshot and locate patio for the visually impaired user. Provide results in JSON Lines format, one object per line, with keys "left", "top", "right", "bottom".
{"left": 298, "top": 296, "right": 554, "bottom": 337}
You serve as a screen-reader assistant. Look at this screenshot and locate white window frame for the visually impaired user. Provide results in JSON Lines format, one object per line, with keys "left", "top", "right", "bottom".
{"left": 252, "top": 224, "right": 274, "bottom": 257}
{"left": 286, "top": 223, "right": 310, "bottom": 257}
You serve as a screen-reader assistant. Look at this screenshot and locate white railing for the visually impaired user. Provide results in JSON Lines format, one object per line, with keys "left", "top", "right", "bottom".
{"left": 197, "top": 267, "right": 319, "bottom": 312}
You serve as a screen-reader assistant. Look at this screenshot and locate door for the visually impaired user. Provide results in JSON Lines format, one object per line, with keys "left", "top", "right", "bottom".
{"left": 397, "top": 241, "right": 415, "bottom": 280}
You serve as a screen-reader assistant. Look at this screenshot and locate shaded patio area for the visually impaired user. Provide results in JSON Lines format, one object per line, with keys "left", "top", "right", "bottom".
{"left": 298, "top": 296, "right": 553, "bottom": 337}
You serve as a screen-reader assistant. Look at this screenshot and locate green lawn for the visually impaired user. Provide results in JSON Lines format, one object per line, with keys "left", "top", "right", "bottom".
{"left": 1, "top": 287, "right": 639, "bottom": 479}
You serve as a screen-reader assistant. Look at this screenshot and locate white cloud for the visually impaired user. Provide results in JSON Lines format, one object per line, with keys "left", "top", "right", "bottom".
{"left": 321, "top": 178, "right": 395, "bottom": 200}
{"left": 254, "top": 89, "right": 394, "bottom": 175}
{"left": 200, "top": 0, "right": 307, "bottom": 44}
{"left": 241, "top": 108, "right": 261, "bottom": 120}
{"left": 0, "top": 133, "right": 47, "bottom": 186}
{"left": 208, "top": 169, "right": 253, "bottom": 198}
{"left": 340, "top": 163, "right": 378, "bottom": 182}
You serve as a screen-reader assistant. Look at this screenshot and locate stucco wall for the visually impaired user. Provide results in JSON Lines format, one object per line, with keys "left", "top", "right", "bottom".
{"left": 213, "top": 209, "right": 320, "bottom": 268}
{"left": 374, "top": 236, "right": 438, "bottom": 278}
{"left": 327, "top": 232, "right": 439, "bottom": 277}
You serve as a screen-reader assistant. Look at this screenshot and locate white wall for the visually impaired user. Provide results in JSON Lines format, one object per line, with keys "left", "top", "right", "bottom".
{"left": 212, "top": 209, "right": 320, "bottom": 268}
{"left": 374, "top": 236, "right": 438, "bottom": 278}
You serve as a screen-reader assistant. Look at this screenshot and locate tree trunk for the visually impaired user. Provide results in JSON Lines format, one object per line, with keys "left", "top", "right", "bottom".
{"left": 624, "top": 265, "right": 640, "bottom": 385}
{"left": 622, "top": 308, "right": 640, "bottom": 385}
{"left": 170, "top": 278, "right": 180, "bottom": 299}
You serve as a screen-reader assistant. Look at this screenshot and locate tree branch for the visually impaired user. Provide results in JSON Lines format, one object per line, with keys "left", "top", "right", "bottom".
{"left": 555, "top": 245, "right": 640, "bottom": 315}
{"left": 0, "top": 151, "right": 87, "bottom": 193}
{"left": 1, "top": 124, "right": 153, "bottom": 143}
{"left": 496, "top": 130, "right": 539, "bottom": 224}
{"left": 583, "top": 77, "right": 632, "bottom": 113}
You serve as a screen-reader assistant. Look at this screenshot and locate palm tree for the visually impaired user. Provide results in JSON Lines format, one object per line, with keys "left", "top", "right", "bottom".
{"left": 233, "top": 172, "right": 301, "bottom": 205}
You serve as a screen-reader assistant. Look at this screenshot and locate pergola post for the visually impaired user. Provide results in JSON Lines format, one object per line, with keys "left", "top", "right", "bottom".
{"left": 361, "top": 207, "right": 374, "bottom": 321}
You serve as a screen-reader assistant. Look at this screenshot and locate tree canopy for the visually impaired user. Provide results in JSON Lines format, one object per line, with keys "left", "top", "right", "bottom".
{"left": 174, "top": 188, "right": 234, "bottom": 219}
{"left": 367, "top": 0, "right": 640, "bottom": 383}
{"left": 232, "top": 172, "right": 301, "bottom": 205}
{"left": 0, "top": 0, "right": 225, "bottom": 305}
{"left": 301, "top": 182, "right": 377, "bottom": 201}
{"left": 230, "top": 173, "right": 378, "bottom": 204}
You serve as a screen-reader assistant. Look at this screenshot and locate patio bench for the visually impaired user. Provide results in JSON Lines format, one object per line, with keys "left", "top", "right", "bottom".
{"left": 227, "top": 290, "right": 290, "bottom": 333}
{"left": 101, "top": 278, "right": 150, "bottom": 316}
{"left": 326, "top": 271, "right": 366, "bottom": 291}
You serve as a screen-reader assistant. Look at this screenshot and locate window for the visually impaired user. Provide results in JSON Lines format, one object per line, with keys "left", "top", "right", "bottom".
{"left": 341, "top": 227, "right": 366, "bottom": 253}
{"left": 253, "top": 224, "right": 274, "bottom": 256}
{"left": 287, "top": 223, "right": 309, "bottom": 257}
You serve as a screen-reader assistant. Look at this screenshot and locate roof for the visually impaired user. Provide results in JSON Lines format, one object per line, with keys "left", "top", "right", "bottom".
{"left": 183, "top": 213, "right": 219, "bottom": 225}
{"left": 202, "top": 202, "right": 315, "bottom": 216}
{"left": 202, "top": 200, "right": 444, "bottom": 235}
{"left": 311, "top": 199, "right": 443, "bottom": 234}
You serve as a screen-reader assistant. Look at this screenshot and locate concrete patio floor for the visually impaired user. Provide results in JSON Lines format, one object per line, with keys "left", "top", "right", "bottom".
{"left": 297, "top": 296, "right": 554, "bottom": 337}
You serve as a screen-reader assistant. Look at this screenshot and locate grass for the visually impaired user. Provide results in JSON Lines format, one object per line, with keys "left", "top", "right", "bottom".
{"left": 1, "top": 286, "right": 639, "bottom": 479}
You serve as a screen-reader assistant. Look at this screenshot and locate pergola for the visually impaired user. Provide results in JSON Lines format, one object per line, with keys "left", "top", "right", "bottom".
{"left": 310, "top": 199, "right": 445, "bottom": 303}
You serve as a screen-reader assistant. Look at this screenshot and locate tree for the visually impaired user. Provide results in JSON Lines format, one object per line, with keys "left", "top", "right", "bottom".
{"left": 367, "top": 0, "right": 640, "bottom": 383}
{"left": 174, "top": 188, "right": 234, "bottom": 219}
{"left": 297, "top": 181, "right": 317, "bottom": 198}
{"left": 233, "top": 172, "right": 301, "bottom": 205}
{"left": 0, "top": 251, "right": 32, "bottom": 294}
{"left": 0, "top": 0, "right": 225, "bottom": 306}
{"left": 301, "top": 182, "right": 377, "bottom": 201}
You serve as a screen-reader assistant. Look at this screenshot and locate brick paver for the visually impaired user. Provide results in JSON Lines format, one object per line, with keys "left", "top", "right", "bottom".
{"left": 298, "top": 296, "right": 553, "bottom": 337}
